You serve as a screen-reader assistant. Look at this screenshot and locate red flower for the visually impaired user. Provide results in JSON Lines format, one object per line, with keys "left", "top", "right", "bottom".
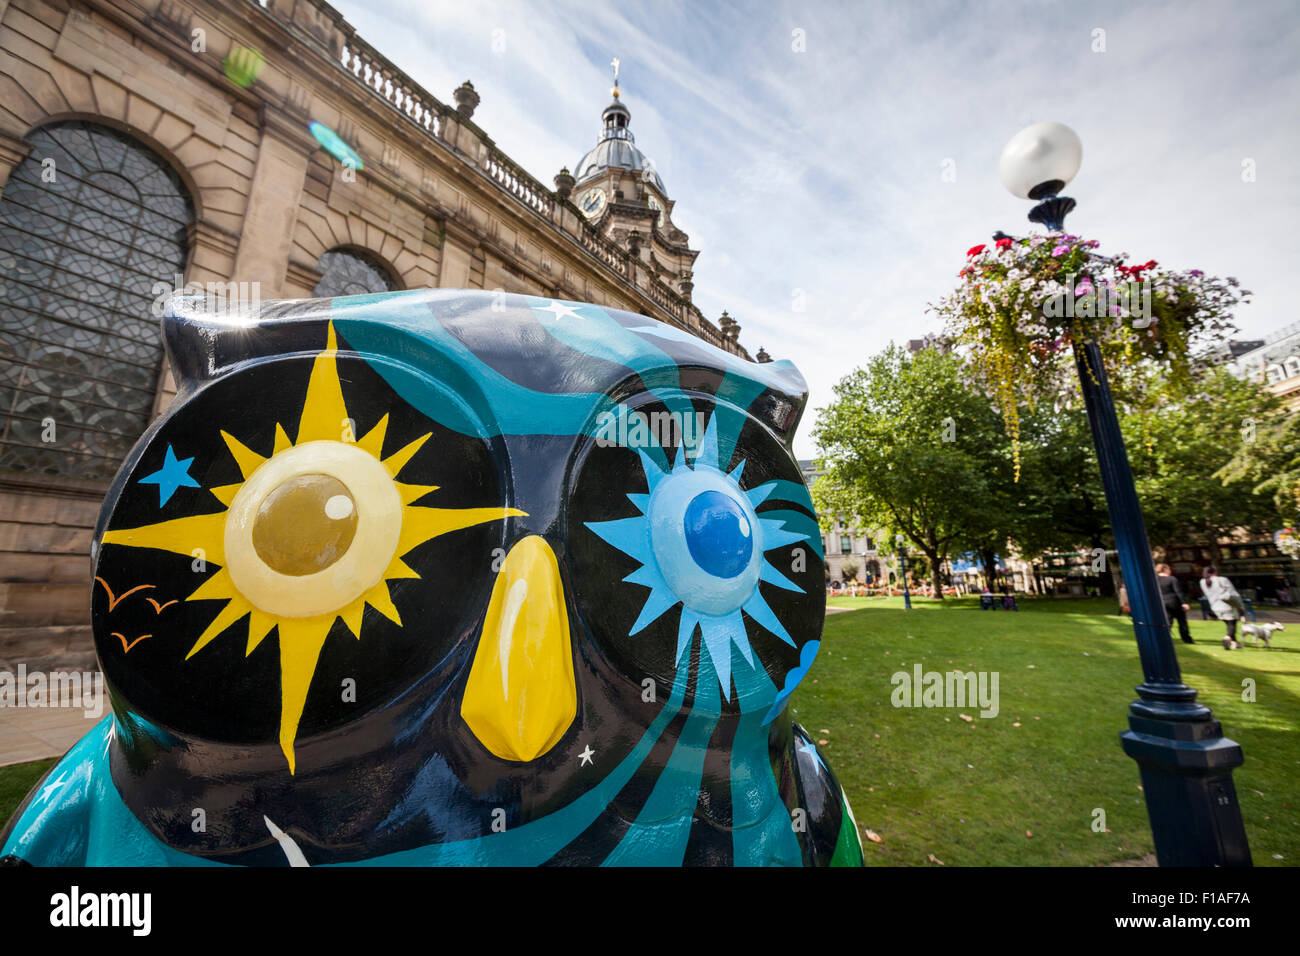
{"left": 995, "top": 237, "right": 1013, "bottom": 249}
{"left": 967, "top": 244, "right": 986, "bottom": 257}
{"left": 1143, "top": 259, "right": 1157, "bottom": 269}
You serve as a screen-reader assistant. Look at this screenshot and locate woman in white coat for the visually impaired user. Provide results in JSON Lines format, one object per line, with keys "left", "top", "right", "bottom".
{"left": 1201, "top": 566, "right": 1246, "bottom": 649}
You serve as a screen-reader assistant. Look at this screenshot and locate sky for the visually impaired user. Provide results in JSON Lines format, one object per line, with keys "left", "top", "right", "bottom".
{"left": 329, "top": 0, "right": 1300, "bottom": 459}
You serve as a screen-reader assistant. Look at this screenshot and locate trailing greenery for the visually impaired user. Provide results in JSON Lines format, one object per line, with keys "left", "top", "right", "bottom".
{"left": 932, "top": 234, "right": 1248, "bottom": 473}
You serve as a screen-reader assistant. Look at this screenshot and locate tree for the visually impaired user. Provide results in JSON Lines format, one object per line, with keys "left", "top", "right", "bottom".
{"left": 813, "top": 345, "right": 1016, "bottom": 598}
{"left": 1011, "top": 404, "right": 1116, "bottom": 593}
{"left": 840, "top": 559, "right": 859, "bottom": 583}
{"left": 1121, "top": 367, "right": 1279, "bottom": 564}
{"left": 1218, "top": 404, "right": 1300, "bottom": 527}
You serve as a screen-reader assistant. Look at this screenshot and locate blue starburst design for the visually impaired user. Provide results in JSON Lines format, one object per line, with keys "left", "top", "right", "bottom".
{"left": 585, "top": 413, "right": 810, "bottom": 699}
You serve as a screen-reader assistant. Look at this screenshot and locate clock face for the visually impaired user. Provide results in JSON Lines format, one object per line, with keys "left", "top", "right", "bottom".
{"left": 578, "top": 187, "right": 606, "bottom": 218}
{"left": 647, "top": 195, "right": 666, "bottom": 228}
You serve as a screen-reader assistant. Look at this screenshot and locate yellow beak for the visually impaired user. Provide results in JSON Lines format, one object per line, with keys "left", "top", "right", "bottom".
{"left": 460, "top": 535, "right": 577, "bottom": 761}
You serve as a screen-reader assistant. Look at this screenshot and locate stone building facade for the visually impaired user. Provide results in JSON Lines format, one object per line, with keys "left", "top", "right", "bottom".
{"left": 798, "top": 460, "right": 883, "bottom": 586}
{"left": 1222, "top": 320, "right": 1300, "bottom": 412}
{"left": 0, "top": 0, "right": 754, "bottom": 667}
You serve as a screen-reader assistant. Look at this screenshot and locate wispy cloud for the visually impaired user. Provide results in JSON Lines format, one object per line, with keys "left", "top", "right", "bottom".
{"left": 331, "top": 0, "right": 1300, "bottom": 458}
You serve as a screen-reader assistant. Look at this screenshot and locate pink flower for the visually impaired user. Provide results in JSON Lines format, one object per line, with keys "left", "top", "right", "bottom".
{"left": 1052, "top": 245, "right": 1070, "bottom": 257}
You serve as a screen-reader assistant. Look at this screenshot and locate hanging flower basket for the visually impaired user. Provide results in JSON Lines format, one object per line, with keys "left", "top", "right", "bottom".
{"left": 1275, "top": 527, "right": 1300, "bottom": 559}
{"left": 932, "top": 234, "right": 1249, "bottom": 474}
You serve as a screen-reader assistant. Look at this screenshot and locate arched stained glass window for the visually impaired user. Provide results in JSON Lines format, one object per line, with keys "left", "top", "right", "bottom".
{"left": 0, "top": 121, "right": 193, "bottom": 479}
{"left": 312, "top": 248, "right": 398, "bottom": 298}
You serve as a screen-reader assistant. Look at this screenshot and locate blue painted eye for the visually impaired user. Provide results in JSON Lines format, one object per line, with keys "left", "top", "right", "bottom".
{"left": 584, "top": 411, "right": 817, "bottom": 706}
{"left": 684, "top": 490, "right": 752, "bottom": 578}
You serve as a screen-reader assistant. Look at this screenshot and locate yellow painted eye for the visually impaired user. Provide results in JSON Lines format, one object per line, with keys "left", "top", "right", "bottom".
{"left": 252, "top": 474, "right": 358, "bottom": 576}
{"left": 223, "top": 440, "right": 403, "bottom": 619}
{"left": 98, "top": 327, "right": 529, "bottom": 775}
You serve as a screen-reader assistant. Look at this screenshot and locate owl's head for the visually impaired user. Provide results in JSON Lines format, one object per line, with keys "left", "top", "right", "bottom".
{"left": 93, "top": 289, "right": 826, "bottom": 862}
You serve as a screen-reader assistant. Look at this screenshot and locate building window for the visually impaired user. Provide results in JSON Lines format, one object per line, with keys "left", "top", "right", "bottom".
{"left": 312, "top": 248, "right": 399, "bottom": 298}
{"left": 865, "top": 536, "right": 875, "bottom": 551}
{"left": 838, "top": 518, "right": 846, "bottom": 529}
{"left": 840, "top": 536, "right": 852, "bottom": 554}
{"left": 1266, "top": 365, "right": 1284, "bottom": 384}
{"left": 0, "top": 121, "right": 194, "bottom": 479}
{"left": 1286, "top": 357, "right": 1300, "bottom": 380}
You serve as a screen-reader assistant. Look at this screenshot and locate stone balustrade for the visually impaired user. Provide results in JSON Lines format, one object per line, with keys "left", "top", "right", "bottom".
{"left": 250, "top": 0, "right": 748, "bottom": 358}
{"left": 338, "top": 36, "right": 446, "bottom": 139}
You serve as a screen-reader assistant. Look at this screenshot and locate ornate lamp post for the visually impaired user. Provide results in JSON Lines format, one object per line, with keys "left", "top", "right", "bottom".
{"left": 997, "top": 123, "right": 1251, "bottom": 866}
{"left": 896, "top": 533, "right": 912, "bottom": 610}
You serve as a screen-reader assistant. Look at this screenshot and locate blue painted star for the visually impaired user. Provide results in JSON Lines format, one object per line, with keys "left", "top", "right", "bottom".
{"left": 139, "top": 444, "right": 199, "bottom": 506}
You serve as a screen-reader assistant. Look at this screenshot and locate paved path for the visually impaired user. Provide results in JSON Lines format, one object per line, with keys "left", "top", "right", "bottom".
{"left": 1238, "top": 606, "right": 1300, "bottom": 623}
{"left": 0, "top": 679, "right": 104, "bottom": 768}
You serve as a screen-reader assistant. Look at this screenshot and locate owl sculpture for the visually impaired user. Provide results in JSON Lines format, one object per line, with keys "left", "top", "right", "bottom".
{"left": 1, "top": 289, "right": 862, "bottom": 866}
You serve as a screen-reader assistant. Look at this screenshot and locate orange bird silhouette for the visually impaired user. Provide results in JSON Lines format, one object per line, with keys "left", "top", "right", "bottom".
{"left": 146, "top": 597, "right": 178, "bottom": 613}
{"left": 112, "top": 632, "right": 153, "bottom": 653}
{"left": 96, "top": 577, "right": 155, "bottom": 611}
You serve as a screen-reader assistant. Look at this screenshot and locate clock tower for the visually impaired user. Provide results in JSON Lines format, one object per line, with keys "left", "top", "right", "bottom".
{"left": 570, "top": 68, "right": 699, "bottom": 301}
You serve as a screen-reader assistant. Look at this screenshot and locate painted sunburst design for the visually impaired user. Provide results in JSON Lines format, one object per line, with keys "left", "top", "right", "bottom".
{"left": 102, "top": 324, "right": 523, "bottom": 773}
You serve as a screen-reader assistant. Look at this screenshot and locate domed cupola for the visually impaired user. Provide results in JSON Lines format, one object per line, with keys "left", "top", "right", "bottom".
{"left": 574, "top": 74, "right": 667, "bottom": 195}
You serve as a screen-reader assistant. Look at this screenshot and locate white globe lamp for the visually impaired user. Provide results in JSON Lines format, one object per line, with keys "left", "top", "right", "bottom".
{"left": 998, "top": 122, "right": 1082, "bottom": 231}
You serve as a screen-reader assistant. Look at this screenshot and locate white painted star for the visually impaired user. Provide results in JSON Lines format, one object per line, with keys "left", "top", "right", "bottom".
{"left": 38, "top": 770, "right": 68, "bottom": 804}
{"left": 578, "top": 745, "right": 595, "bottom": 767}
{"left": 537, "top": 300, "right": 584, "bottom": 322}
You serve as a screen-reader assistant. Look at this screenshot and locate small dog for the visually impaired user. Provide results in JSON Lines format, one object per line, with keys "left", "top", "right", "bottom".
{"left": 1238, "top": 621, "right": 1284, "bottom": 649}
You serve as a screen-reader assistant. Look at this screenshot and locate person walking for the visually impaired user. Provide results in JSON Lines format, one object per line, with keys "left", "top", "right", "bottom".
{"left": 1156, "top": 563, "right": 1194, "bottom": 644}
{"left": 1200, "top": 566, "right": 1246, "bottom": 649}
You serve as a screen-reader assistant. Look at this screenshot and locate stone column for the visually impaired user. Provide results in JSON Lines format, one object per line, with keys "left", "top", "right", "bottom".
{"left": 229, "top": 113, "right": 314, "bottom": 297}
{"left": 438, "top": 218, "right": 480, "bottom": 288}
{"left": 0, "top": 127, "right": 33, "bottom": 197}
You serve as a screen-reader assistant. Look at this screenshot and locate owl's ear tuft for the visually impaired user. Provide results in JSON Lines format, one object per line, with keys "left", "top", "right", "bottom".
{"left": 741, "top": 359, "right": 809, "bottom": 451}
{"left": 161, "top": 293, "right": 333, "bottom": 395}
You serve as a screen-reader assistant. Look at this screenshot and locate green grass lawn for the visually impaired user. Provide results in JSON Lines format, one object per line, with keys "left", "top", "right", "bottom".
{"left": 4, "top": 597, "right": 1294, "bottom": 865}
{"left": 0, "top": 757, "right": 55, "bottom": 831}
{"left": 795, "top": 595, "right": 1299, "bottom": 866}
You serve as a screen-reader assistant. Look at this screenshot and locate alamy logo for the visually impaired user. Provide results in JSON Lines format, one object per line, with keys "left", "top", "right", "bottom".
{"left": 150, "top": 273, "right": 262, "bottom": 318}
{"left": 890, "top": 664, "right": 1000, "bottom": 718}
{"left": 49, "top": 886, "right": 151, "bottom": 936}
{"left": 594, "top": 407, "right": 707, "bottom": 453}
{"left": 1041, "top": 274, "right": 1152, "bottom": 327}
{"left": 0, "top": 665, "right": 103, "bottom": 718}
